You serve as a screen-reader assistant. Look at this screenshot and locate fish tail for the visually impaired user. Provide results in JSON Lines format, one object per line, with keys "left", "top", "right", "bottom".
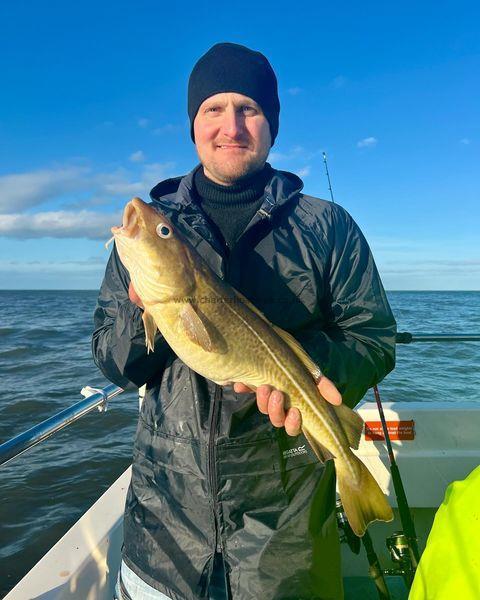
{"left": 337, "top": 455, "right": 393, "bottom": 537}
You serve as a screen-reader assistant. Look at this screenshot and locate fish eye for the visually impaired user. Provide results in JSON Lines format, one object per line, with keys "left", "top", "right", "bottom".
{"left": 156, "top": 223, "right": 172, "bottom": 238}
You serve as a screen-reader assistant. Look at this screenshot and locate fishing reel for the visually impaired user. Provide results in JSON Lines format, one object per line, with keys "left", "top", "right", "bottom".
{"left": 384, "top": 531, "right": 417, "bottom": 588}
{"left": 336, "top": 500, "right": 418, "bottom": 600}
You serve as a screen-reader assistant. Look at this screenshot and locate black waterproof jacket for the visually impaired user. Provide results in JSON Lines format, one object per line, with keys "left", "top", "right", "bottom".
{"left": 92, "top": 166, "right": 396, "bottom": 600}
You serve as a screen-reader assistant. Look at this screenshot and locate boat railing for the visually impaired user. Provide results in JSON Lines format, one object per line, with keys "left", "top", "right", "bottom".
{"left": 1, "top": 332, "right": 479, "bottom": 468}
{"left": 395, "top": 333, "right": 480, "bottom": 343}
{"left": 0, "top": 383, "right": 123, "bottom": 467}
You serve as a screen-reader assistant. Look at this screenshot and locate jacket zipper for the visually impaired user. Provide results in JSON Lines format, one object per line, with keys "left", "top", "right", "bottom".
{"left": 208, "top": 384, "right": 223, "bottom": 553}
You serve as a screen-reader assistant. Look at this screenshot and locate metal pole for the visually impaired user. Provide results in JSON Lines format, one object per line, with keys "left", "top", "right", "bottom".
{"left": 396, "top": 332, "right": 480, "bottom": 343}
{"left": 0, "top": 383, "right": 123, "bottom": 467}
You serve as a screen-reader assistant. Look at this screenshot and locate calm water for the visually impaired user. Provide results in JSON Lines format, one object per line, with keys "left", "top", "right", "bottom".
{"left": 0, "top": 290, "right": 479, "bottom": 596}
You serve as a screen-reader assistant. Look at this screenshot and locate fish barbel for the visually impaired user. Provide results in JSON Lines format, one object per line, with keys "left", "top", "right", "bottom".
{"left": 111, "top": 197, "right": 393, "bottom": 536}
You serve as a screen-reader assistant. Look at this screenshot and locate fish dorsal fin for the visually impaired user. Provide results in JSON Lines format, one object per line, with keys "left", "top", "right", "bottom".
{"left": 271, "top": 325, "right": 323, "bottom": 382}
{"left": 142, "top": 310, "right": 158, "bottom": 354}
{"left": 233, "top": 288, "right": 272, "bottom": 323}
{"left": 303, "top": 427, "right": 335, "bottom": 463}
{"left": 332, "top": 403, "right": 364, "bottom": 449}
{"left": 233, "top": 288, "right": 322, "bottom": 381}
{"left": 179, "top": 301, "right": 216, "bottom": 352}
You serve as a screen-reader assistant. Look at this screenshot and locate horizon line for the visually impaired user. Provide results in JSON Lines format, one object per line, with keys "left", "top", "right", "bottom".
{"left": 0, "top": 289, "right": 479, "bottom": 293}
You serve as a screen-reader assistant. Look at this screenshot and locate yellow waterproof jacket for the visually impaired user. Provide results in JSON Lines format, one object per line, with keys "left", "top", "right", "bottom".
{"left": 410, "top": 465, "right": 480, "bottom": 599}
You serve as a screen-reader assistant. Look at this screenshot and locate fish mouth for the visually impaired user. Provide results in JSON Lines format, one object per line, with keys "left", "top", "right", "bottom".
{"left": 111, "top": 199, "right": 140, "bottom": 238}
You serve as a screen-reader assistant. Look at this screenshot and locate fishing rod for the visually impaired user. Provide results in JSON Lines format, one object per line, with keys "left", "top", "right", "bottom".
{"left": 322, "top": 152, "right": 335, "bottom": 203}
{"left": 322, "top": 151, "right": 418, "bottom": 595}
{"left": 373, "top": 384, "right": 419, "bottom": 585}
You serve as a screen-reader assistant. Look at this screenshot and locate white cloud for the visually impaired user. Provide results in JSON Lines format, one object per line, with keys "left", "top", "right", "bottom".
{"left": 140, "top": 162, "right": 176, "bottom": 186}
{"left": 101, "top": 180, "right": 145, "bottom": 196}
{"left": 137, "top": 118, "right": 150, "bottom": 128}
{"left": 0, "top": 257, "right": 106, "bottom": 270}
{"left": 297, "top": 166, "right": 311, "bottom": 178}
{"left": 287, "top": 87, "right": 303, "bottom": 96}
{"left": 460, "top": 138, "right": 470, "bottom": 145}
{"left": 0, "top": 167, "right": 90, "bottom": 213}
{"left": 99, "top": 162, "right": 176, "bottom": 197}
{"left": 62, "top": 196, "right": 113, "bottom": 210}
{"left": 291, "top": 145, "right": 305, "bottom": 155}
{"left": 413, "top": 259, "right": 480, "bottom": 266}
{"left": 0, "top": 210, "right": 121, "bottom": 240}
{"left": 357, "top": 137, "right": 378, "bottom": 148}
{"left": 0, "top": 162, "right": 177, "bottom": 218}
{"left": 269, "top": 145, "right": 306, "bottom": 163}
{"left": 129, "top": 150, "right": 145, "bottom": 162}
{"left": 95, "top": 162, "right": 176, "bottom": 197}
{"left": 268, "top": 151, "right": 288, "bottom": 162}
{"left": 153, "top": 123, "right": 184, "bottom": 135}
{"left": 382, "top": 259, "right": 480, "bottom": 272}
{"left": 381, "top": 263, "right": 480, "bottom": 275}
{"left": 0, "top": 257, "right": 109, "bottom": 289}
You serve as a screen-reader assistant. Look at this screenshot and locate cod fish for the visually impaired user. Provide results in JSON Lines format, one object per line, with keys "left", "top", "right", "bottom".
{"left": 110, "top": 197, "right": 393, "bottom": 537}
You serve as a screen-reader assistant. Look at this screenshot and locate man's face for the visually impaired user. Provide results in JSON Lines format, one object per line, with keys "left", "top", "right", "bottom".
{"left": 193, "top": 92, "right": 271, "bottom": 185}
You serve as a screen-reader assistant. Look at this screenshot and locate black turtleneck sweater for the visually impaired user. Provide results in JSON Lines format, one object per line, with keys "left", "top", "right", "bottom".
{"left": 193, "top": 164, "right": 274, "bottom": 250}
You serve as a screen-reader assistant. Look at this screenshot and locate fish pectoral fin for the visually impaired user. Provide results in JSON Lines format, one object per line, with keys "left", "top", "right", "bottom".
{"left": 179, "top": 302, "right": 217, "bottom": 352}
{"left": 272, "top": 325, "right": 323, "bottom": 381}
{"left": 142, "top": 310, "right": 158, "bottom": 354}
{"left": 333, "top": 404, "right": 364, "bottom": 449}
{"left": 303, "top": 427, "right": 336, "bottom": 463}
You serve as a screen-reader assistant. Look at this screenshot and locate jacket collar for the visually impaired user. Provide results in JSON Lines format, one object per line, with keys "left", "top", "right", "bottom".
{"left": 149, "top": 165, "right": 304, "bottom": 273}
{"left": 150, "top": 163, "right": 304, "bottom": 217}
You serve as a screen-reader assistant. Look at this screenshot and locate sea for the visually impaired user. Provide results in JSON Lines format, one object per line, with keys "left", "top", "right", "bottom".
{"left": 0, "top": 290, "right": 479, "bottom": 597}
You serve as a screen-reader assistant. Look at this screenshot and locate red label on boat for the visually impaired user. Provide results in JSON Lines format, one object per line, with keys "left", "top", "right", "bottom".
{"left": 364, "top": 420, "right": 415, "bottom": 441}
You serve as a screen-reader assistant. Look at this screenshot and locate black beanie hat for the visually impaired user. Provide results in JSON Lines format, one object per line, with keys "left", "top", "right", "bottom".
{"left": 188, "top": 42, "right": 280, "bottom": 145}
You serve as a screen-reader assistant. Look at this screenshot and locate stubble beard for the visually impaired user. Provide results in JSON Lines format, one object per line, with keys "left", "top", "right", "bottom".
{"left": 201, "top": 147, "right": 270, "bottom": 185}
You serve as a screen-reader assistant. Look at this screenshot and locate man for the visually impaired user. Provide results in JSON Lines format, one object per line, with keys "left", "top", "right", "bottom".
{"left": 92, "top": 42, "right": 396, "bottom": 600}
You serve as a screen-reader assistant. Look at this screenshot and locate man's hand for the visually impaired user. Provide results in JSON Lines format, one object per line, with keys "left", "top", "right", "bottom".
{"left": 129, "top": 282, "right": 144, "bottom": 309}
{"left": 233, "top": 376, "right": 342, "bottom": 437}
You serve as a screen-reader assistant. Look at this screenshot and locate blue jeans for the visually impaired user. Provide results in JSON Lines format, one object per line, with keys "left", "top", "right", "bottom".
{"left": 115, "top": 561, "right": 171, "bottom": 599}
{"left": 115, "top": 555, "right": 229, "bottom": 599}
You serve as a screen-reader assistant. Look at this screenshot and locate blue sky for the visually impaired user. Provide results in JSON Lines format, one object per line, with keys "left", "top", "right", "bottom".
{"left": 0, "top": 1, "right": 478, "bottom": 290}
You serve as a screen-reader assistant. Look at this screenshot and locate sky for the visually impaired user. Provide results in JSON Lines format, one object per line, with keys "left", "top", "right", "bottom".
{"left": 0, "top": 0, "right": 478, "bottom": 290}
